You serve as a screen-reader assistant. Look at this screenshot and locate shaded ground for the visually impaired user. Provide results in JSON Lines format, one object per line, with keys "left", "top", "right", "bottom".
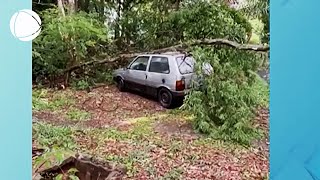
{"left": 33, "top": 85, "right": 165, "bottom": 128}
{"left": 32, "top": 85, "right": 269, "bottom": 180}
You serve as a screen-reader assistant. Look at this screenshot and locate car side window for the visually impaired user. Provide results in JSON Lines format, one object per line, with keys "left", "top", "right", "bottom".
{"left": 148, "top": 56, "right": 170, "bottom": 74}
{"left": 129, "top": 56, "right": 149, "bottom": 71}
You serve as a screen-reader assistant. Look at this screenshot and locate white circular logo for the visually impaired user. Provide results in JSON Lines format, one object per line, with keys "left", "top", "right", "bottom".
{"left": 10, "top": 9, "right": 41, "bottom": 41}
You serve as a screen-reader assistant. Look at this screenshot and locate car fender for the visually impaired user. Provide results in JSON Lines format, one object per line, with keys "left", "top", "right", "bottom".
{"left": 113, "top": 69, "right": 127, "bottom": 81}
{"left": 113, "top": 73, "right": 125, "bottom": 82}
{"left": 156, "top": 85, "right": 172, "bottom": 92}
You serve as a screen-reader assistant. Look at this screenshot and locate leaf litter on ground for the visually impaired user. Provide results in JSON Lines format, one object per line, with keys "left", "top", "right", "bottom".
{"left": 32, "top": 85, "right": 269, "bottom": 180}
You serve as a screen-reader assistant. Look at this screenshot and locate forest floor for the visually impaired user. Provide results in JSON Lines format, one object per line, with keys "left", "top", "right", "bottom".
{"left": 32, "top": 85, "right": 269, "bottom": 180}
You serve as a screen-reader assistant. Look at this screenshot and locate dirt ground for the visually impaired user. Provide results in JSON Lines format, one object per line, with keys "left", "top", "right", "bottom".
{"left": 33, "top": 85, "right": 165, "bottom": 128}
{"left": 32, "top": 85, "right": 269, "bottom": 180}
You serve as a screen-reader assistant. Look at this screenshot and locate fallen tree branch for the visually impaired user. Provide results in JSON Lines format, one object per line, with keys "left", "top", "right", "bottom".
{"left": 65, "top": 39, "right": 269, "bottom": 73}
{"left": 191, "top": 39, "right": 269, "bottom": 51}
{"left": 65, "top": 44, "right": 186, "bottom": 73}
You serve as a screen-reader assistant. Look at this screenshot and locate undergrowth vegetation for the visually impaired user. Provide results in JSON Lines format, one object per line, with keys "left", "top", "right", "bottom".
{"left": 32, "top": 89, "right": 75, "bottom": 111}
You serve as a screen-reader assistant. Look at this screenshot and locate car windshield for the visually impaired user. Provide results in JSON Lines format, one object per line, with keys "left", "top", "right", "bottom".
{"left": 176, "top": 56, "right": 195, "bottom": 74}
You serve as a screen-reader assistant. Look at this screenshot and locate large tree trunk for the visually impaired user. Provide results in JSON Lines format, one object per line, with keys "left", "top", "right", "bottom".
{"left": 114, "top": 0, "right": 122, "bottom": 49}
{"left": 114, "top": 0, "right": 121, "bottom": 40}
{"left": 57, "top": 0, "right": 66, "bottom": 16}
{"left": 68, "top": 0, "right": 76, "bottom": 13}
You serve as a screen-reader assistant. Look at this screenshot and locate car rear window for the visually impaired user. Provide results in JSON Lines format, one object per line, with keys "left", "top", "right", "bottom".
{"left": 176, "top": 56, "right": 195, "bottom": 74}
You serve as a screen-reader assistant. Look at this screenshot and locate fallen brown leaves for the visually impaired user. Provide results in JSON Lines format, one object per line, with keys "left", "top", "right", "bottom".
{"left": 32, "top": 85, "right": 269, "bottom": 180}
{"left": 34, "top": 85, "right": 165, "bottom": 129}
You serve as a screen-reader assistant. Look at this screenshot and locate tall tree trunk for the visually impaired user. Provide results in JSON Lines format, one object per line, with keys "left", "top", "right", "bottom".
{"left": 68, "top": 0, "right": 76, "bottom": 13}
{"left": 57, "top": 0, "right": 66, "bottom": 16}
{"left": 114, "top": 0, "right": 121, "bottom": 40}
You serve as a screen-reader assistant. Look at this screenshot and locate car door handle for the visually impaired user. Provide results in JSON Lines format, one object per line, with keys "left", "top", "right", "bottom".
{"left": 145, "top": 74, "right": 148, "bottom": 79}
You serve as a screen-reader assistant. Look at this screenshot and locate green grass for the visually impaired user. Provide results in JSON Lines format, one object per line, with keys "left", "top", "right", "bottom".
{"left": 83, "top": 116, "right": 156, "bottom": 144}
{"left": 33, "top": 122, "right": 77, "bottom": 150}
{"left": 65, "top": 108, "right": 91, "bottom": 121}
{"left": 32, "top": 113, "right": 255, "bottom": 179}
{"left": 33, "top": 110, "right": 245, "bottom": 153}
{"left": 33, "top": 89, "right": 75, "bottom": 111}
{"left": 33, "top": 88, "right": 92, "bottom": 122}
{"left": 33, "top": 116, "right": 159, "bottom": 163}
{"left": 192, "top": 137, "right": 246, "bottom": 153}
{"left": 104, "top": 154, "right": 139, "bottom": 177}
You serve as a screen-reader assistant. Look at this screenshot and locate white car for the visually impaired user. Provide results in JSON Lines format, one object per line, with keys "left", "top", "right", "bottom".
{"left": 113, "top": 52, "right": 212, "bottom": 108}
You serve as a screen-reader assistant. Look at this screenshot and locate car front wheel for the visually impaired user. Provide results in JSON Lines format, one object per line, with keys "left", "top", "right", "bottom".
{"left": 116, "top": 77, "right": 125, "bottom": 92}
{"left": 158, "top": 88, "right": 173, "bottom": 108}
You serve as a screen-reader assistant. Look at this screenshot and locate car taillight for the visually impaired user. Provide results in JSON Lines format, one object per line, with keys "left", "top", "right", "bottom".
{"left": 176, "top": 80, "right": 185, "bottom": 91}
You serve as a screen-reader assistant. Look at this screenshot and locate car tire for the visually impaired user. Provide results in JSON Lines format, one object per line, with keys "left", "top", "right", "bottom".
{"left": 116, "top": 77, "right": 125, "bottom": 92}
{"left": 158, "top": 88, "right": 173, "bottom": 108}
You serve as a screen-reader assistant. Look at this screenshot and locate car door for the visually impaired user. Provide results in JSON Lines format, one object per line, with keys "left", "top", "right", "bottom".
{"left": 145, "top": 56, "right": 171, "bottom": 97}
{"left": 125, "top": 56, "right": 150, "bottom": 92}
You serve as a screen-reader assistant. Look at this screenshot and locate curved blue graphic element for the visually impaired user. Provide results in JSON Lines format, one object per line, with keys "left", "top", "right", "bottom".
{"left": 271, "top": 0, "right": 320, "bottom": 179}
{"left": 0, "top": 2, "right": 32, "bottom": 180}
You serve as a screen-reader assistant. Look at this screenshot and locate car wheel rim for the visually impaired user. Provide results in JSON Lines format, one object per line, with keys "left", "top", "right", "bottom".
{"left": 161, "top": 92, "right": 169, "bottom": 104}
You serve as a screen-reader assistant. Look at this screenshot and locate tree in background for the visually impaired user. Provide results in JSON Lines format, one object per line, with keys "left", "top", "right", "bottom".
{"left": 32, "top": 8, "right": 108, "bottom": 86}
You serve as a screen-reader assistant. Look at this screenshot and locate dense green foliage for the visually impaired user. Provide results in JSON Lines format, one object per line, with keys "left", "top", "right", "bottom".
{"left": 32, "top": 8, "right": 108, "bottom": 84}
{"left": 184, "top": 47, "right": 268, "bottom": 144}
{"left": 32, "top": 0, "right": 269, "bottom": 145}
{"left": 117, "top": 1, "right": 252, "bottom": 51}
